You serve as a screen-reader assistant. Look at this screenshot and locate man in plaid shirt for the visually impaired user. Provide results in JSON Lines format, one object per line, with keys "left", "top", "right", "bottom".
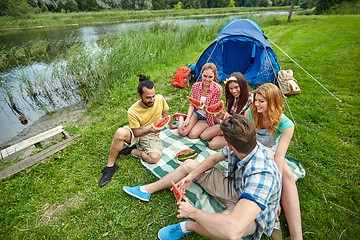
{"left": 123, "top": 115, "right": 282, "bottom": 239}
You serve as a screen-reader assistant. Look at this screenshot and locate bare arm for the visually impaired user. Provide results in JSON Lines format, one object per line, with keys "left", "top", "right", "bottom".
{"left": 178, "top": 198, "right": 261, "bottom": 239}
{"left": 274, "top": 126, "right": 294, "bottom": 175}
{"left": 182, "top": 105, "right": 196, "bottom": 128}
{"left": 132, "top": 126, "right": 162, "bottom": 137}
{"left": 177, "top": 151, "right": 225, "bottom": 190}
{"left": 244, "top": 109, "right": 250, "bottom": 120}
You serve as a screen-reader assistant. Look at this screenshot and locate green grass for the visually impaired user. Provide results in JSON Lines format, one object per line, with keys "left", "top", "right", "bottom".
{"left": 0, "top": 15, "right": 359, "bottom": 239}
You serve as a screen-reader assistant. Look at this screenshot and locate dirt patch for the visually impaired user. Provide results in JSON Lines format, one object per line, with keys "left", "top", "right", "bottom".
{"left": 41, "top": 197, "right": 83, "bottom": 225}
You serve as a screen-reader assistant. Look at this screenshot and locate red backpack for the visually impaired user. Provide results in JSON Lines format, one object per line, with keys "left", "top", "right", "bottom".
{"left": 172, "top": 67, "right": 191, "bottom": 88}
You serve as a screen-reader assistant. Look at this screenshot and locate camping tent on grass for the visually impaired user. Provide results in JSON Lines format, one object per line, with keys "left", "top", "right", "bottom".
{"left": 194, "top": 19, "right": 280, "bottom": 87}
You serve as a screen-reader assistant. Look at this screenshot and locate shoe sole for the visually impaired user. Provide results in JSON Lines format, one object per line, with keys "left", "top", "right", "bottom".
{"left": 123, "top": 187, "right": 150, "bottom": 202}
{"left": 98, "top": 180, "right": 109, "bottom": 187}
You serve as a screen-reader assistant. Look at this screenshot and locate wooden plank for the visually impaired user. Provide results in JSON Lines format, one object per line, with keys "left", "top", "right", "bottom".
{"left": 0, "top": 134, "right": 79, "bottom": 180}
{"left": 1, "top": 125, "right": 65, "bottom": 159}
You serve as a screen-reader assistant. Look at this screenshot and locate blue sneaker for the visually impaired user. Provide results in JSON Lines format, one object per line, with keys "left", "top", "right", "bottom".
{"left": 158, "top": 219, "right": 193, "bottom": 240}
{"left": 123, "top": 185, "right": 151, "bottom": 201}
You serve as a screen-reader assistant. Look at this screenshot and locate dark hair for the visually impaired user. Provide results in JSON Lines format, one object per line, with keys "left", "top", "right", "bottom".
{"left": 220, "top": 115, "right": 256, "bottom": 154}
{"left": 225, "top": 72, "right": 250, "bottom": 115}
{"left": 138, "top": 74, "right": 154, "bottom": 95}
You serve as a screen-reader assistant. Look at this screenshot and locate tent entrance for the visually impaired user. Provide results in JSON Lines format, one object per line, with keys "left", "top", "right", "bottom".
{"left": 222, "top": 39, "right": 261, "bottom": 77}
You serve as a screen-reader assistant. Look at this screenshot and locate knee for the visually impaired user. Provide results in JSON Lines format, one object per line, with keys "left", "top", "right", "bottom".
{"left": 181, "top": 159, "right": 197, "bottom": 172}
{"left": 199, "top": 131, "right": 207, "bottom": 141}
{"left": 283, "top": 164, "right": 295, "bottom": 183}
{"left": 188, "top": 132, "right": 199, "bottom": 139}
{"left": 147, "top": 153, "right": 160, "bottom": 164}
{"left": 208, "top": 141, "right": 218, "bottom": 150}
{"left": 178, "top": 130, "right": 186, "bottom": 137}
{"left": 114, "top": 128, "right": 128, "bottom": 140}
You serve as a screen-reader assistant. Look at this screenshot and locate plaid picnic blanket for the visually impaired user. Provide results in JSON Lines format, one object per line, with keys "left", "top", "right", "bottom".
{"left": 141, "top": 125, "right": 305, "bottom": 213}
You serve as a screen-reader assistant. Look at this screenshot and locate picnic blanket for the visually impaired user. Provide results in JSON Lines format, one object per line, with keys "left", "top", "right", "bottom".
{"left": 141, "top": 125, "right": 305, "bottom": 213}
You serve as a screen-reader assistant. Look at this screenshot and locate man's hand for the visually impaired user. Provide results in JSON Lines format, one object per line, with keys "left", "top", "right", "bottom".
{"left": 177, "top": 199, "right": 195, "bottom": 219}
{"left": 150, "top": 126, "right": 163, "bottom": 133}
{"left": 176, "top": 176, "right": 192, "bottom": 192}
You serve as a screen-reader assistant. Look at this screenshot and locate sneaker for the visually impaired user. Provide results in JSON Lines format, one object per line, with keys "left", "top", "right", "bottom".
{"left": 158, "top": 219, "right": 193, "bottom": 240}
{"left": 123, "top": 184, "right": 151, "bottom": 201}
{"left": 173, "top": 113, "right": 187, "bottom": 120}
{"left": 98, "top": 163, "right": 119, "bottom": 187}
{"left": 119, "top": 145, "right": 137, "bottom": 155}
{"left": 270, "top": 219, "right": 282, "bottom": 240}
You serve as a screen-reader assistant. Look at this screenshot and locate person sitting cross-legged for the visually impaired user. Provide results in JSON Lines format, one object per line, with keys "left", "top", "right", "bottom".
{"left": 123, "top": 115, "right": 282, "bottom": 240}
{"left": 98, "top": 74, "right": 176, "bottom": 187}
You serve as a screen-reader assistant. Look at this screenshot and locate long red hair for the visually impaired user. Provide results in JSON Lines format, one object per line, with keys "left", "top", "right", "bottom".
{"left": 250, "top": 83, "right": 284, "bottom": 135}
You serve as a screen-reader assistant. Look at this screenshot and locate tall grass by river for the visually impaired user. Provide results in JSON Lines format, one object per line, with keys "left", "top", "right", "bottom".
{"left": 0, "top": 6, "right": 291, "bottom": 29}
{"left": 0, "top": 15, "right": 359, "bottom": 239}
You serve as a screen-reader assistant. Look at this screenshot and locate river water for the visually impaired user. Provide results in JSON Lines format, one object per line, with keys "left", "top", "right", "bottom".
{"left": 0, "top": 11, "right": 288, "bottom": 146}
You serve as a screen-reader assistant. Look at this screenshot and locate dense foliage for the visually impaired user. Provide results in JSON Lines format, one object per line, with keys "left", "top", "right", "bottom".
{"left": 2, "top": 0, "right": 358, "bottom": 16}
{"left": 1, "top": 0, "right": 288, "bottom": 16}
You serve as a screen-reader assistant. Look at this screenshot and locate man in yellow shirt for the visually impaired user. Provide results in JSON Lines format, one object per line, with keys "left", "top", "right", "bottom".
{"left": 99, "top": 74, "right": 176, "bottom": 187}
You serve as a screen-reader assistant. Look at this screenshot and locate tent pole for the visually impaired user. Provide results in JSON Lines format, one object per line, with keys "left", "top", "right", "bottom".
{"left": 267, "top": 37, "right": 342, "bottom": 103}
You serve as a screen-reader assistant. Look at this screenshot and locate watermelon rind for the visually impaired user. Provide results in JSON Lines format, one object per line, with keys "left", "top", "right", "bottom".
{"left": 205, "top": 100, "right": 224, "bottom": 114}
{"left": 171, "top": 181, "right": 186, "bottom": 202}
{"left": 178, "top": 152, "right": 197, "bottom": 160}
{"left": 152, "top": 115, "right": 170, "bottom": 130}
{"left": 175, "top": 149, "right": 196, "bottom": 157}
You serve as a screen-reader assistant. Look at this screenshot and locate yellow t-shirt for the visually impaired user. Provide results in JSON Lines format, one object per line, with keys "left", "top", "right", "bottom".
{"left": 128, "top": 94, "right": 169, "bottom": 129}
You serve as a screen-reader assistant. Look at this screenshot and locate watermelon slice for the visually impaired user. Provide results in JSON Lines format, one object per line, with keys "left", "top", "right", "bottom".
{"left": 178, "top": 152, "right": 197, "bottom": 160}
{"left": 187, "top": 96, "right": 202, "bottom": 107}
{"left": 171, "top": 181, "right": 186, "bottom": 202}
{"left": 205, "top": 100, "right": 224, "bottom": 114}
{"left": 175, "top": 149, "right": 196, "bottom": 159}
{"left": 152, "top": 115, "right": 170, "bottom": 130}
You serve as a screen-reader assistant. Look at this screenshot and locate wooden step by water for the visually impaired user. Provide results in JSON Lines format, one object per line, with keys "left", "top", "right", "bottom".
{"left": 0, "top": 125, "right": 79, "bottom": 180}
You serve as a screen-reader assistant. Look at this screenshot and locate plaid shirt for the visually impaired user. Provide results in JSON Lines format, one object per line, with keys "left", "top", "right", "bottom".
{"left": 190, "top": 81, "right": 223, "bottom": 126}
{"left": 221, "top": 144, "right": 282, "bottom": 239}
{"left": 229, "top": 92, "right": 253, "bottom": 115}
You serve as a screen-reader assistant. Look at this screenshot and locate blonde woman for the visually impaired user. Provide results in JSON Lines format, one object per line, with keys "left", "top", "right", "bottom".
{"left": 245, "top": 83, "right": 303, "bottom": 240}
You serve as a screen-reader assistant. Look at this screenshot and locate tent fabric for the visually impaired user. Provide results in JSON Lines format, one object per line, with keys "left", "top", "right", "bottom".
{"left": 194, "top": 19, "right": 280, "bottom": 87}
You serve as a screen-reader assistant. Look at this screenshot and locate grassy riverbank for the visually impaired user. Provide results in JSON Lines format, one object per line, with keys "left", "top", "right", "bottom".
{"left": 0, "top": 6, "right": 292, "bottom": 29}
{"left": 0, "top": 14, "right": 359, "bottom": 239}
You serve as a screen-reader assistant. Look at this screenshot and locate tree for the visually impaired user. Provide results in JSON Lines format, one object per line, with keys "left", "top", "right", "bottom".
{"left": 76, "top": 0, "right": 99, "bottom": 11}
{"left": 287, "top": 0, "right": 296, "bottom": 22}
{"left": 58, "top": 0, "right": 79, "bottom": 12}
{"left": 229, "top": 0, "right": 235, "bottom": 7}
{"left": 173, "top": 1, "right": 183, "bottom": 9}
{"left": 314, "top": 0, "right": 347, "bottom": 14}
{"left": 0, "top": 0, "right": 32, "bottom": 16}
{"left": 298, "top": 0, "right": 317, "bottom": 9}
{"left": 152, "top": 0, "right": 166, "bottom": 9}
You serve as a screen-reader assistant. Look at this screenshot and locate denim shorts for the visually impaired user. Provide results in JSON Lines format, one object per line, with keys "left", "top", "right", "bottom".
{"left": 193, "top": 110, "right": 207, "bottom": 122}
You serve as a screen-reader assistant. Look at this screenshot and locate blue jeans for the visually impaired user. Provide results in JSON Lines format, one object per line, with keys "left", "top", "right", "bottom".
{"left": 193, "top": 110, "right": 207, "bottom": 122}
